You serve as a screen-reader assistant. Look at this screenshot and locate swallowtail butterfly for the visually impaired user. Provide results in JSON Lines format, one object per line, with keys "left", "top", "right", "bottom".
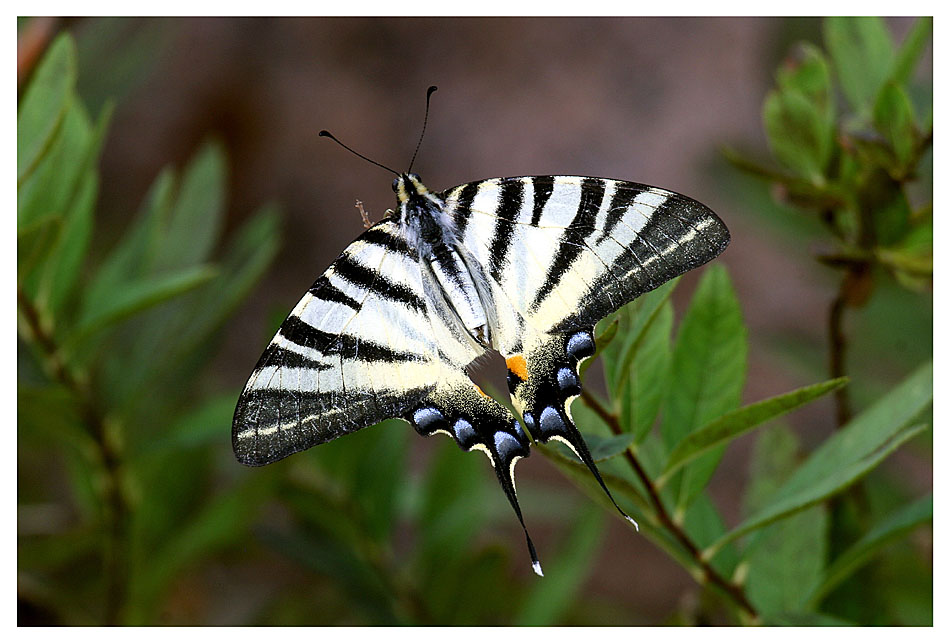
{"left": 232, "top": 88, "right": 730, "bottom": 575}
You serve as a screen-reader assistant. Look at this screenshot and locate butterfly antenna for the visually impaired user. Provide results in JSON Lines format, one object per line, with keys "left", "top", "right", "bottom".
{"left": 407, "top": 85, "right": 438, "bottom": 173}
{"left": 319, "top": 130, "right": 398, "bottom": 176}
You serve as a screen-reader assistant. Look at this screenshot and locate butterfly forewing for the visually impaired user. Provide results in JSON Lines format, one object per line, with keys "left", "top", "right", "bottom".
{"left": 234, "top": 218, "right": 461, "bottom": 466}
{"left": 441, "top": 175, "right": 729, "bottom": 346}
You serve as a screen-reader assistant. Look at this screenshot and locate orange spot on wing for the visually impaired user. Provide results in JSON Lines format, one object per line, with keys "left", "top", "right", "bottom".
{"left": 506, "top": 354, "right": 528, "bottom": 381}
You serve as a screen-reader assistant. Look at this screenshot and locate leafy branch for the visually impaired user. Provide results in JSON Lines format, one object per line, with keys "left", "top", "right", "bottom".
{"left": 726, "top": 17, "right": 933, "bottom": 427}
{"left": 580, "top": 389, "right": 759, "bottom": 620}
{"left": 18, "top": 33, "right": 281, "bottom": 625}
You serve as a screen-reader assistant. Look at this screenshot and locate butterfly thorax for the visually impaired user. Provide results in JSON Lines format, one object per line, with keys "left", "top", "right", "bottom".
{"left": 395, "top": 173, "right": 492, "bottom": 347}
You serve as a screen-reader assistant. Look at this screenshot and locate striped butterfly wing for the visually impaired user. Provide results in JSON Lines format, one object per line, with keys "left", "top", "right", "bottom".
{"left": 233, "top": 210, "right": 542, "bottom": 567}
{"left": 443, "top": 175, "right": 729, "bottom": 340}
{"left": 441, "top": 175, "right": 729, "bottom": 520}
{"left": 233, "top": 218, "right": 474, "bottom": 466}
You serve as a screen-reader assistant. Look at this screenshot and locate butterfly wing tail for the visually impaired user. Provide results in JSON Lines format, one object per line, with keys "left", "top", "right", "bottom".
{"left": 508, "top": 329, "right": 639, "bottom": 529}
{"left": 406, "top": 376, "right": 543, "bottom": 576}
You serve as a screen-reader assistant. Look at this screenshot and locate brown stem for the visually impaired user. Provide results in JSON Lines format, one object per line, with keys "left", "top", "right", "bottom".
{"left": 581, "top": 391, "right": 759, "bottom": 622}
{"left": 18, "top": 288, "right": 130, "bottom": 625}
{"left": 828, "top": 288, "right": 852, "bottom": 427}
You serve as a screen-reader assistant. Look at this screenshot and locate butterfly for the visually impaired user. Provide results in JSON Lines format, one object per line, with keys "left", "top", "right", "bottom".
{"left": 232, "top": 90, "right": 730, "bottom": 575}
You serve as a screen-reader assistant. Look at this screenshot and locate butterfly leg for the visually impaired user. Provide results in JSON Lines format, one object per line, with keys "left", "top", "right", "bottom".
{"left": 507, "top": 330, "right": 639, "bottom": 530}
{"left": 406, "top": 378, "right": 544, "bottom": 576}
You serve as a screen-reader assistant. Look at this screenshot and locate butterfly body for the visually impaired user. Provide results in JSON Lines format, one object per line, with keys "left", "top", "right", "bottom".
{"left": 233, "top": 172, "right": 729, "bottom": 575}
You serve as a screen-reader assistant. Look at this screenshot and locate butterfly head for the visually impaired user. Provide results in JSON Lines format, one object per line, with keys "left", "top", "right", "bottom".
{"left": 392, "top": 173, "right": 428, "bottom": 204}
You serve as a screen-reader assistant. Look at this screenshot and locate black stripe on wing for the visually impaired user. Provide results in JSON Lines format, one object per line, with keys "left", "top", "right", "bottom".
{"left": 551, "top": 187, "right": 730, "bottom": 332}
{"left": 308, "top": 275, "right": 362, "bottom": 311}
{"left": 332, "top": 252, "right": 426, "bottom": 312}
{"left": 257, "top": 344, "right": 333, "bottom": 371}
{"left": 279, "top": 315, "right": 422, "bottom": 364}
{"left": 596, "top": 184, "right": 640, "bottom": 244}
{"left": 531, "top": 175, "right": 555, "bottom": 226}
{"left": 529, "top": 177, "right": 607, "bottom": 311}
{"left": 360, "top": 224, "right": 415, "bottom": 258}
{"left": 449, "top": 181, "right": 480, "bottom": 239}
{"left": 488, "top": 179, "right": 524, "bottom": 281}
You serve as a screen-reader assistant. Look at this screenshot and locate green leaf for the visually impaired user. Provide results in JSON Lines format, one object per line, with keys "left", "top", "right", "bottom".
{"left": 17, "top": 213, "right": 63, "bottom": 282}
{"left": 805, "top": 492, "right": 932, "bottom": 606}
{"left": 705, "top": 360, "right": 932, "bottom": 556}
{"left": 620, "top": 301, "right": 673, "bottom": 442}
{"left": 877, "top": 214, "right": 932, "bottom": 289}
{"left": 742, "top": 424, "right": 799, "bottom": 516}
{"left": 603, "top": 278, "right": 677, "bottom": 394}
{"left": 659, "top": 377, "right": 847, "bottom": 484}
{"left": 152, "top": 141, "right": 227, "bottom": 271}
{"left": 37, "top": 104, "right": 112, "bottom": 317}
{"left": 661, "top": 265, "right": 746, "bottom": 511}
{"left": 18, "top": 100, "right": 94, "bottom": 229}
{"left": 515, "top": 504, "right": 604, "bottom": 625}
{"left": 681, "top": 492, "right": 737, "bottom": 575}
{"left": 742, "top": 426, "right": 828, "bottom": 615}
{"left": 874, "top": 82, "right": 917, "bottom": 168}
{"left": 100, "top": 203, "right": 280, "bottom": 417}
{"left": 87, "top": 168, "right": 177, "bottom": 301}
{"left": 777, "top": 43, "right": 835, "bottom": 134}
{"left": 824, "top": 17, "right": 895, "bottom": 116}
{"left": 889, "top": 17, "right": 932, "bottom": 87}
{"left": 18, "top": 34, "right": 76, "bottom": 185}
{"left": 584, "top": 432, "right": 636, "bottom": 462}
{"left": 37, "top": 170, "right": 96, "bottom": 315}
{"left": 70, "top": 265, "right": 218, "bottom": 345}
{"left": 763, "top": 87, "right": 833, "bottom": 181}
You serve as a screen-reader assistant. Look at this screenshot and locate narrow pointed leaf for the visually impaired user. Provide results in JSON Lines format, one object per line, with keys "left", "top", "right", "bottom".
{"left": 622, "top": 301, "right": 673, "bottom": 442}
{"left": 874, "top": 82, "right": 917, "bottom": 168}
{"left": 152, "top": 141, "right": 226, "bottom": 271}
{"left": 742, "top": 426, "right": 828, "bottom": 615}
{"left": 662, "top": 265, "right": 746, "bottom": 511}
{"left": 706, "top": 360, "right": 931, "bottom": 556}
{"left": 708, "top": 421, "right": 927, "bottom": 558}
{"left": 18, "top": 34, "right": 76, "bottom": 185}
{"left": 585, "top": 432, "right": 637, "bottom": 462}
{"left": 71, "top": 265, "right": 218, "bottom": 344}
{"left": 824, "top": 17, "right": 895, "bottom": 116}
{"left": 605, "top": 278, "right": 677, "bottom": 394}
{"left": 660, "top": 377, "right": 847, "bottom": 483}
{"left": 889, "top": 17, "right": 932, "bottom": 87}
{"left": 805, "top": 492, "right": 932, "bottom": 606}
{"left": 17, "top": 214, "right": 63, "bottom": 282}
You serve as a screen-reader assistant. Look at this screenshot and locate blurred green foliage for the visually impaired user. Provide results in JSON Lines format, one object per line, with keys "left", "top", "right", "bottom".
{"left": 18, "top": 19, "right": 931, "bottom": 626}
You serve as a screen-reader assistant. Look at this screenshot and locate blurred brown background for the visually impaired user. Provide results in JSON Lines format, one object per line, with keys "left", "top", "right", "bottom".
{"left": 48, "top": 16, "right": 929, "bottom": 622}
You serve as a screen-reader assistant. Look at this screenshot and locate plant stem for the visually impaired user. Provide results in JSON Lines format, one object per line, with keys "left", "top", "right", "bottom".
{"left": 17, "top": 287, "right": 130, "bottom": 625}
{"left": 828, "top": 286, "right": 852, "bottom": 427}
{"left": 580, "top": 390, "right": 759, "bottom": 622}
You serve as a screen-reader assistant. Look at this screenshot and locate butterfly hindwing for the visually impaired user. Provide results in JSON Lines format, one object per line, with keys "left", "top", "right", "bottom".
{"left": 440, "top": 175, "right": 729, "bottom": 523}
